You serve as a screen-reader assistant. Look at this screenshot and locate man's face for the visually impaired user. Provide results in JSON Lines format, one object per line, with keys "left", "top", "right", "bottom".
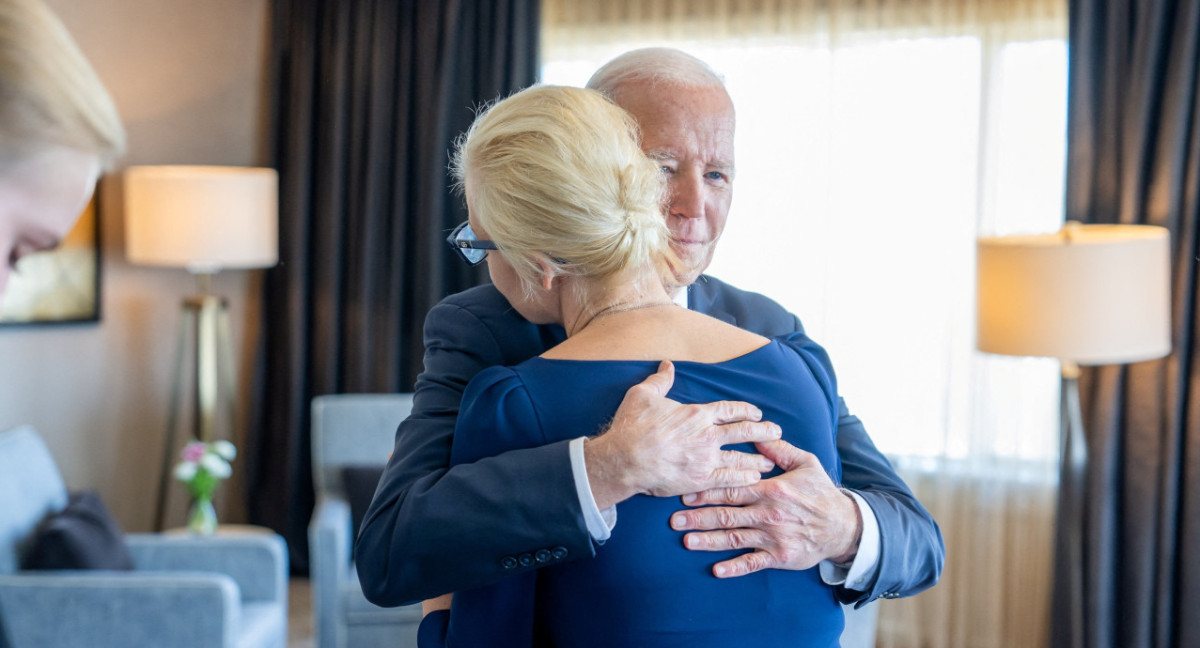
{"left": 614, "top": 81, "right": 736, "bottom": 286}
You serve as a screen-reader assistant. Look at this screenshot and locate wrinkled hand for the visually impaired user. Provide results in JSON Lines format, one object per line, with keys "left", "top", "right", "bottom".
{"left": 585, "top": 360, "right": 782, "bottom": 510}
{"left": 670, "top": 438, "right": 862, "bottom": 578}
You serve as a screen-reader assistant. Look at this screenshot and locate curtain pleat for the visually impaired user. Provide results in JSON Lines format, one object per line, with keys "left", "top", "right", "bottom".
{"left": 247, "top": 0, "right": 539, "bottom": 572}
{"left": 1056, "top": 0, "right": 1200, "bottom": 645}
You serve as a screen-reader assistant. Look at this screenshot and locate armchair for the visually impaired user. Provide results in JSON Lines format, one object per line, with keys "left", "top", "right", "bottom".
{"left": 309, "top": 394, "right": 421, "bottom": 648}
{"left": 0, "top": 425, "right": 288, "bottom": 648}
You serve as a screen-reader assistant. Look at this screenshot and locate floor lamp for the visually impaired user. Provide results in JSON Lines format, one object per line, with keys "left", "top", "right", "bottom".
{"left": 124, "top": 166, "right": 278, "bottom": 531}
{"left": 976, "top": 221, "right": 1171, "bottom": 641}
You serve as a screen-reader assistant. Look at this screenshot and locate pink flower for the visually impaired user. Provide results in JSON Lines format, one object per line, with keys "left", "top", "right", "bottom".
{"left": 181, "top": 441, "right": 207, "bottom": 463}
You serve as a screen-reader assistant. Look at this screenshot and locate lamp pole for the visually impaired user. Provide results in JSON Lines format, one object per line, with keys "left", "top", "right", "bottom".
{"left": 1055, "top": 360, "right": 1086, "bottom": 647}
{"left": 153, "top": 273, "right": 236, "bottom": 531}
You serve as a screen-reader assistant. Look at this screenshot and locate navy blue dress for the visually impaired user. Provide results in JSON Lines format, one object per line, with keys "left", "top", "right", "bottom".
{"left": 438, "top": 332, "right": 844, "bottom": 647}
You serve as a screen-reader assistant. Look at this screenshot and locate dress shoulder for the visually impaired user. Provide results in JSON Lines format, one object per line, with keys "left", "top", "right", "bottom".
{"left": 773, "top": 331, "right": 839, "bottom": 421}
{"left": 451, "top": 366, "right": 546, "bottom": 466}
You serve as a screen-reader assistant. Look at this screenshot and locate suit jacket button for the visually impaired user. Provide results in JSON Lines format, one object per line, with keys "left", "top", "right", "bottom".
{"left": 551, "top": 546, "right": 568, "bottom": 560}
{"left": 518, "top": 553, "right": 534, "bottom": 567}
{"left": 501, "top": 556, "right": 518, "bottom": 569}
{"left": 534, "top": 549, "right": 551, "bottom": 563}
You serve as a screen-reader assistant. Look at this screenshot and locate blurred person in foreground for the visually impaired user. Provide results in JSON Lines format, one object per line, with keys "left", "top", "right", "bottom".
{"left": 0, "top": 0, "right": 124, "bottom": 304}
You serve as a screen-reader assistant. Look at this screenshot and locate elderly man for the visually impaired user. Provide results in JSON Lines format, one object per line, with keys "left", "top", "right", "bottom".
{"left": 357, "top": 48, "right": 943, "bottom": 614}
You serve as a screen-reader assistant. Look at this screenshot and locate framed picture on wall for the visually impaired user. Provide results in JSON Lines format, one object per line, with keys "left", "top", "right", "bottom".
{"left": 0, "top": 191, "right": 101, "bottom": 326}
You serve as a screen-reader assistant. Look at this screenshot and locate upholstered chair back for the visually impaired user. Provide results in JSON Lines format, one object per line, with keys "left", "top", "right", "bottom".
{"left": 311, "top": 393, "right": 414, "bottom": 501}
{"left": 0, "top": 425, "right": 69, "bottom": 574}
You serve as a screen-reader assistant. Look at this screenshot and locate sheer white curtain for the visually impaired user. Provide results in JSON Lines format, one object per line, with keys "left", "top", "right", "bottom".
{"left": 542, "top": 1, "right": 1066, "bottom": 646}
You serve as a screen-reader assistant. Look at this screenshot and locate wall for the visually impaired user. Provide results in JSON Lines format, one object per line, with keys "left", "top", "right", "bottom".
{"left": 0, "top": 0, "right": 271, "bottom": 531}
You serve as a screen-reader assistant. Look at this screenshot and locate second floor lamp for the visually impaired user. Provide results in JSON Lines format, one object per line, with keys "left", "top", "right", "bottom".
{"left": 976, "top": 221, "right": 1170, "bottom": 640}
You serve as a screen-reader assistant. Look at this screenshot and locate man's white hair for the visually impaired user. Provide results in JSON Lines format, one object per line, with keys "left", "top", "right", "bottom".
{"left": 585, "top": 47, "right": 725, "bottom": 99}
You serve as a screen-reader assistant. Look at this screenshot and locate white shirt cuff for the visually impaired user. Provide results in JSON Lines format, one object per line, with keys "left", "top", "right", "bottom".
{"left": 818, "top": 490, "right": 880, "bottom": 591}
{"left": 569, "top": 436, "right": 616, "bottom": 542}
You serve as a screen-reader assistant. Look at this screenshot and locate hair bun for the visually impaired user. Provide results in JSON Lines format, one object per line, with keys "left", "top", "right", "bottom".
{"left": 451, "top": 85, "right": 676, "bottom": 294}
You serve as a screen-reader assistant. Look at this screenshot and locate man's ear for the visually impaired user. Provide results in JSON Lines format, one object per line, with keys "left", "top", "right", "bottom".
{"left": 535, "top": 257, "right": 557, "bottom": 292}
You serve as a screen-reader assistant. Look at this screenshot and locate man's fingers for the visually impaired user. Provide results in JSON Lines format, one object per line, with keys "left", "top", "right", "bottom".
{"left": 701, "top": 399, "right": 764, "bottom": 426}
{"left": 704, "top": 467, "right": 764, "bottom": 492}
{"left": 671, "top": 504, "right": 760, "bottom": 531}
{"left": 712, "top": 550, "right": 778, "bottom": 578}
{"left": 681, "top": 485, "right": 761, "bottom": 507}
{"left": 754, "top": 438, "right": 815, "bottom": 473}
{"left": 723, "top": 448, "right": 774, "bottom": 474}
{"left": 681, "top": 527, "right": 767, "bottom": 552}
{"left": 631, "top": 359, "right": 676, "bottom": 398}
{"left": 715, "top": 419, "right": 781, "bottom": 446}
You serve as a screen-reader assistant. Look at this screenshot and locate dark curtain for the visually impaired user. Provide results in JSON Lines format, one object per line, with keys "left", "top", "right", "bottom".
{"left": 246, "top": 0, "right": 539, "bottom": 572}
{"left": 1054, "top": 0, "right": 1200, "bottom": 646}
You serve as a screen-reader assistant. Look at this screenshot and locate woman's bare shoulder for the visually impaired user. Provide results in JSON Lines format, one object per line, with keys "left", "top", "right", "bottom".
{"left": 542, "top": 307, "right": 768, "bottom": 363}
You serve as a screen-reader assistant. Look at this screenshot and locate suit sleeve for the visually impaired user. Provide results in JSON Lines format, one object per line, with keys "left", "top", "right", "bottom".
{"left": 356, "top": 300, "right": 593, "bottom": 607}
{"left": 780, "top": 315, "right": 945, "bottom": 605}
{"left": 833, "top": 402, "right": 944, "bottom": 606}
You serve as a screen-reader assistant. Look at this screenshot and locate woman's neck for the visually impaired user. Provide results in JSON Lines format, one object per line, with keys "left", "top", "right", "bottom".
{"left": 561, "top": 271, "right": 674, "bottom": 338}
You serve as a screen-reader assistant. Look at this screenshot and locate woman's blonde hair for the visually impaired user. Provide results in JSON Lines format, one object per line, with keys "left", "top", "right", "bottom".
{"left": 0, "top": 0, "right": 125, "bottom": 168}
{"left": 452, "top": 85, "right": 672, "bottom": 296}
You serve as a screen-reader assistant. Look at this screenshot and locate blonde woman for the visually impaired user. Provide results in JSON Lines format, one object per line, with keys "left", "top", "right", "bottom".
{"left": 424, "top": 85, "right": 844, "bottom": 647}
{"left": 0, "top": 0, "right": 124, "bottom": 300}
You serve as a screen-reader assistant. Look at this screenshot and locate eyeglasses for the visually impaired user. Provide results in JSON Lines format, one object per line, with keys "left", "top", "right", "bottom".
{"left": 446, "top": 220, "right": 498, "bottom": 266}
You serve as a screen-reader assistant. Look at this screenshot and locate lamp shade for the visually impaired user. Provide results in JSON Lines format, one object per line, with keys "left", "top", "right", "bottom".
{"left": 976, "top": 223, "right": 1171, "bottom": 365}
{"left": 124, "top": 166, "right": 278, "bottom": 273}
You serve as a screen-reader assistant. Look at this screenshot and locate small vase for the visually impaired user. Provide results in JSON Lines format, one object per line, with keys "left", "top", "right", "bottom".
{"left": 187, "top": 497, "right": 218, "bottom": 535}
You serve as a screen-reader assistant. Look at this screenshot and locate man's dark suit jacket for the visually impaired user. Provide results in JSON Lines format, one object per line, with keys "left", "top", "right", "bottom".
{"left": 356, "top": 274, "right": 944, "bottom": 609}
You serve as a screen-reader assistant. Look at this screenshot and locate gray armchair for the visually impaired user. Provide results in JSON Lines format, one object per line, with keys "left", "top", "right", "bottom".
{"left": 309, "top": 394, "right": 421, "bottom": 648}
{"left": 0, "top": 425, "right": 288, "bottom": 648}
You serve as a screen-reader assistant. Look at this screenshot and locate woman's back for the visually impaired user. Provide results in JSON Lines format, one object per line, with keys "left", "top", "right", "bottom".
{"left": 449, "top": 328, "right": 844, "bottom": 647}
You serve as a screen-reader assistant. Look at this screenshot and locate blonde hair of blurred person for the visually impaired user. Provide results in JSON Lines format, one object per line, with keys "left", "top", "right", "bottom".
{"left": 452, "top": 85, "right": 678, "bottom": 334}
{"left": 0, "top": 0, "right": 125, "bottom": 298}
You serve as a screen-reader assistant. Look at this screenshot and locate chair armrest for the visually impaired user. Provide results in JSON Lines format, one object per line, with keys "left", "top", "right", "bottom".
{"left": 0, "top": 571, "right": 237, "bottom": 648}
{"left": 308, "top": 494, "right": 352, "bottom": 647}
{"left": 125, "top": 532, "right": 287, "bottom": 604}
{"left": 308, "top": 495, "right": 352, "bottom": 580}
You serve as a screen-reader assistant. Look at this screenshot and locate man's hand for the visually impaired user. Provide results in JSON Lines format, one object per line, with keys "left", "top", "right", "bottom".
{"left": 669, "top": 438, "right": 862, "bottom": 578}
{"left": 585, "top": 360, "right": 783, "bottom": 510}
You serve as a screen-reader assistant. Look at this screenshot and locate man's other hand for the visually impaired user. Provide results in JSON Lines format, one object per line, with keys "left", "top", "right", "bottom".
{"left": 585, "top": 360, "right": 782, "bottom": 510}
{"left": 669, "top": 438, "right": 863, "bottom": 577}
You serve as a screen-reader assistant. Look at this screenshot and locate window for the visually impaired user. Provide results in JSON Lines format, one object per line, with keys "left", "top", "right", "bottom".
{"left": 541, "top": 24, "right": 1067, "bottom": 466}
{"left": 542, "top": 5, "right": 1070, "bottom": 642}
